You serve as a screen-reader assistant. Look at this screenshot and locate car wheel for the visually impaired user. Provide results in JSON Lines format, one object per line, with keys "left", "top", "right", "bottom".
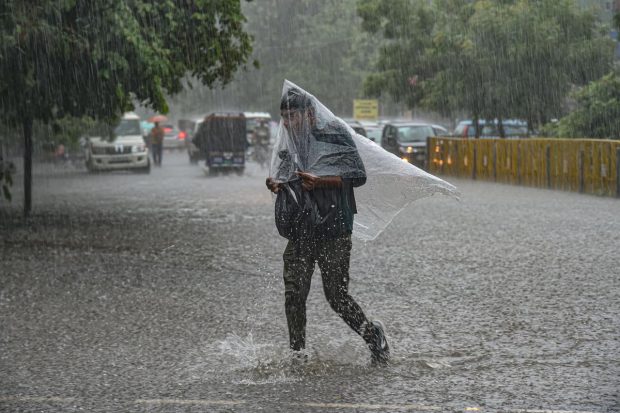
{"left": 135, "top": 159, "right": 151, "bottom": 174}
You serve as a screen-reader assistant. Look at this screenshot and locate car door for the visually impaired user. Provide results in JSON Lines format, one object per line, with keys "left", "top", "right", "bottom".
{"left": 382, "top": 126, "right": 397, "bottom": 155}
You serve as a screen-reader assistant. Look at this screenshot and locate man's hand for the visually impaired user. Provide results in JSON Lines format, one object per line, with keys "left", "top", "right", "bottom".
{"left": 266, "top": 177, "right": 281, "bottom": 193}
{"left": 295, "top": 171, "right": 342, "bottom": 191}
{"left": 295, "top": 171, "right": 319, "bottom": 191}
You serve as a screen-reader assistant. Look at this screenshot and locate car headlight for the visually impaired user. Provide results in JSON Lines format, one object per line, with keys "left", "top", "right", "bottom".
{"left": 132, "top": 144, "right": 146, "bottom": 153}
{"left": 406, "top": 146, "right": 414, "bottom": 153}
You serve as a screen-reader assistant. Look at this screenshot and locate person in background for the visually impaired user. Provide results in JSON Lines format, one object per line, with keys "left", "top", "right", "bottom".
{"left": 149, "top": 122, "right": 164, "bottom": 166}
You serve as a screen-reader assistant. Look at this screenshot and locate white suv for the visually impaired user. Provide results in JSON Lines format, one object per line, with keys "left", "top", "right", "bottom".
{"left": 84, "top": 113, "right": 150, "bottom": 173}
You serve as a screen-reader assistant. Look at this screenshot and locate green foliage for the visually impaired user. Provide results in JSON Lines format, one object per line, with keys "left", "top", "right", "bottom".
{"left": 0, "top": 0, "right": 253, "bottom": 124}
{"left": 0, "top": 0, "right": 253, "bottom": 201}
{"left": 168, "top": 0, "right": 387, "bottom": 118}
{"left": 551, "top": 71, "right": 620, "bottom": 139}
{"left": 357, "top": 0, "right": 615, "bottom": 132}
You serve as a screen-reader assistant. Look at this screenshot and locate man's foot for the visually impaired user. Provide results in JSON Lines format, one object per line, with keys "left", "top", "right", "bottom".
{"left": 290, "top": 350, "right": 309, "bottom": 365}
{"left": 364, "top": 320, "right": 390, "bottom": 364}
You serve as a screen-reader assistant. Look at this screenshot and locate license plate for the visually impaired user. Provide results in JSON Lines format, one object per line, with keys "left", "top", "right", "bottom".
{"left": 109, "top": 156, "right": 131, "bottom": 164}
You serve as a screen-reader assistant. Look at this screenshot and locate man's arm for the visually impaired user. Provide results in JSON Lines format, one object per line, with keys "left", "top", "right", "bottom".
{"left": 295, "top": 171, "right": 342, "bottom": 191}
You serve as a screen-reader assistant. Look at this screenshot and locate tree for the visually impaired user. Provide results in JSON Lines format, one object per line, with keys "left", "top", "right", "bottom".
{"left": 167, "top": 0, "right": 388, "bottom": 119}
{"left": 357, "top": 0, "right": 615, "bottom": 134}
{"left": 0, "top": 0, "right": 253, "bottom": 215}
{"left": 551, "top": 71, "right": 620, "bottom": 139}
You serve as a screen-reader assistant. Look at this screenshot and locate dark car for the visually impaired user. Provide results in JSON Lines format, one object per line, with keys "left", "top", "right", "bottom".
{"left": 380, "top": 122, "right": 438, "bottom": 169}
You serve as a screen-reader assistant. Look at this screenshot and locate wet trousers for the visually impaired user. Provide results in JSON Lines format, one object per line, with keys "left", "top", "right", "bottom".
{"left": 283, "top": 234, "right": 369, "bottom": 351}
{"left": 151, "top": 143, "right": 163, "bottom": 165}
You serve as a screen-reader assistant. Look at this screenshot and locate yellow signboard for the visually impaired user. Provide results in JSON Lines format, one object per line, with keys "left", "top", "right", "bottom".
{"left": 353, "top": 99, "right": 378, "bottom": 120}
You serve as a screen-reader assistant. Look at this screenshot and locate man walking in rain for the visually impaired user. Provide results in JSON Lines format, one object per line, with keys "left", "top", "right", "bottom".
{"left": 149, "top": 121, "right": 164, "bottom": 166}
{"left": 266, "top": 87, "right": 390, "bottom": 364}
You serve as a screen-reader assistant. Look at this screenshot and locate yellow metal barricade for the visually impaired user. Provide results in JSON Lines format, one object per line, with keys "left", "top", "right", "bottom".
{"left": 428, "top": 137, "right": 620, "bottom": 197}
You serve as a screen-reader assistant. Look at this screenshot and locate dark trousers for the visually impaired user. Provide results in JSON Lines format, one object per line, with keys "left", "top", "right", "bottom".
{"left": 151, "top": 143, "right": 163, "bottom": 165}
{"left": 283, "top": 234, "right": 368, "bottom": 351}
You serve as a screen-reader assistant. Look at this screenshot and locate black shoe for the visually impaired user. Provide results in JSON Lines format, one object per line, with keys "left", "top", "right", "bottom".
{"left": 364, "top": 320, "right": 390, "bottom": 364}
{"left": 291, "top": 350, "right": 309, "bottom": 365}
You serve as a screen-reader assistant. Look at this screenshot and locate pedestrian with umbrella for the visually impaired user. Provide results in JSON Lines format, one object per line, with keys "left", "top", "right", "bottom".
{"left": 148, "top": 115, "right": 167, "bottom": 166}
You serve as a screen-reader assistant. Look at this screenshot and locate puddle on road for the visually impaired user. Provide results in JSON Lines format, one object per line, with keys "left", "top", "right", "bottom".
{"left": 178, "top": 331, "right": 488, "bottom": 388}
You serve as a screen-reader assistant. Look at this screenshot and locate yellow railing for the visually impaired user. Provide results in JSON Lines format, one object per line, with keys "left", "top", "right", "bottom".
{"left": 427, "top": 137, "right": 620, "bottom": 197}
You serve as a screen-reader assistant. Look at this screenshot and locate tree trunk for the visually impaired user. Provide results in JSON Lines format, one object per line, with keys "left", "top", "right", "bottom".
{"left": 23, "top": 117, "right": 33, "bottom": 217}
{"left": 498, "top": 117, "right": 505, "bottom": 138}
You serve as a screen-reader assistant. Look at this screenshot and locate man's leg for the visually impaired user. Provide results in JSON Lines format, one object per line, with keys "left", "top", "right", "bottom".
{"left": 317, "top": 234, "right": 390, "bottom": 363}
{"left": 154, "top": 144, "right": 161, "bottom": 165}
{"left": 283, "top": 241, "right": 315, "bottom": 351}
{"left": 316, "top": 235, "right": 368, "bottom": 335}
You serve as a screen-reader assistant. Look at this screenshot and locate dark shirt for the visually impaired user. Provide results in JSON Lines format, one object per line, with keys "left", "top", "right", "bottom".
{"left": 275, "top": 122, "right": 366, "bottom": 239}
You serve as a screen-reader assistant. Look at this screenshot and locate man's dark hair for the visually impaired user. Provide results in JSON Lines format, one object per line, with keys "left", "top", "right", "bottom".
{"left": 280, "top": 88, "right": 313, "bottom": 111}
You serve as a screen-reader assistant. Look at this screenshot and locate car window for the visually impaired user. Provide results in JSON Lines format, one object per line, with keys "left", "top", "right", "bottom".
{"left": 504, "top": 125, "right": 528, "bottom": 136}
{"left": 454, "top": 123, "right": 466, "bottom": 136}
{"left": 366, "top": 128, "right": 382, "bottom": 143}
{"left": 432, "top": 127, "right": 446, "bottom": 136}
{"left": 383, "top": 126, "right": 393, "bottom": 141}
{"left": 114, "top": 119, "right": 141, "bottom": 136}
{"left": 396, "top": 126, "right": 434, "bottom": 142}
{"left": 481, "top": 125, "right": 497, "bottom": 136}
{"left": 162, "top": 124, "right": 175, "bottom": 135}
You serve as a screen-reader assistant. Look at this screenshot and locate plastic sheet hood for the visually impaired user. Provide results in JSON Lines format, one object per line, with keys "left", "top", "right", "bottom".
{"left": 270, "top": 80, "right": 459, "bottom": 241}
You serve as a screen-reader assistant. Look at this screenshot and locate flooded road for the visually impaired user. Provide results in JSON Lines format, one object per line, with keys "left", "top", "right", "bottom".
{"left": 1, "top": 152, "right": 618, "bottom": 412}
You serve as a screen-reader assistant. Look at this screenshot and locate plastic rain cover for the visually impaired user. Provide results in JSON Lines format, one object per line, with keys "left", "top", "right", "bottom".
{"left": 269, "top": 80, "right": 459, "bottom": 241}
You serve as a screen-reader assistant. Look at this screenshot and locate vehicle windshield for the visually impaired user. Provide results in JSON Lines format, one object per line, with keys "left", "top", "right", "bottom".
{"left": 247, "top": 118, "right": 270, "bottom": 130}
{"left": 114, "top": 119, "right": 141, "bottom": 136}
{"left": 397, "top": 126, "right": 434, "bottom": 142}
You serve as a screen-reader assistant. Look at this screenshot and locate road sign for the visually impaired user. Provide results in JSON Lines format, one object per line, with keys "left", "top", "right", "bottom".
{"left": 353, "top": 99, "right": 378, "bottom": 120}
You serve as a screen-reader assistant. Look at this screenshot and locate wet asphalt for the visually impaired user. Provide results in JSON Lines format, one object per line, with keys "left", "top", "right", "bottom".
{"left": 1, "top": 151, "right": 618, "bottom": 413}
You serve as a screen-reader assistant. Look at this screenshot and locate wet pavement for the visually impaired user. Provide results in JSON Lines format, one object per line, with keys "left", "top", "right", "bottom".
{"left": 1, "top": 151, "right": 619, "bottom": 412}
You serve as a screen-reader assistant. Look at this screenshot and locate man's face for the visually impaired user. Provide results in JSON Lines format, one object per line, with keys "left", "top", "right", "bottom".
{"left": 280, "top": 109, "right": 308, "bottom": 138}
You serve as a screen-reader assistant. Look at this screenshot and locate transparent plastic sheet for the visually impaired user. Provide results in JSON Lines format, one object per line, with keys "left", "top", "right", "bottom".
{"left": 270, "top": 80, "right": 459, "bottom": 241}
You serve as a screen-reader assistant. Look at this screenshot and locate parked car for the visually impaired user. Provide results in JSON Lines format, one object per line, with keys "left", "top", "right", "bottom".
{"left": 84, "top": 112, "right": 150, "bottom": 173}
{"left": 161, "top": 124, "right": 185, "bottom": 150}
{"left": 453, "top": 119, "right": 529, "bottom": 138}
{"left": 432, "top": 124, "right": 449, "bottom": 136}
{"left": 365, "top": 126, "right": 383, "bottom": 144}
{"left": 381, "top": 122, "right": 438, "bottom": 168}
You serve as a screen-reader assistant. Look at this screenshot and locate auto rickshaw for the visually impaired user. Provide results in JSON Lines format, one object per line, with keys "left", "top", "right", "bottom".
{"left": 193, "top": 112, "right": 247, "bottom": 176}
